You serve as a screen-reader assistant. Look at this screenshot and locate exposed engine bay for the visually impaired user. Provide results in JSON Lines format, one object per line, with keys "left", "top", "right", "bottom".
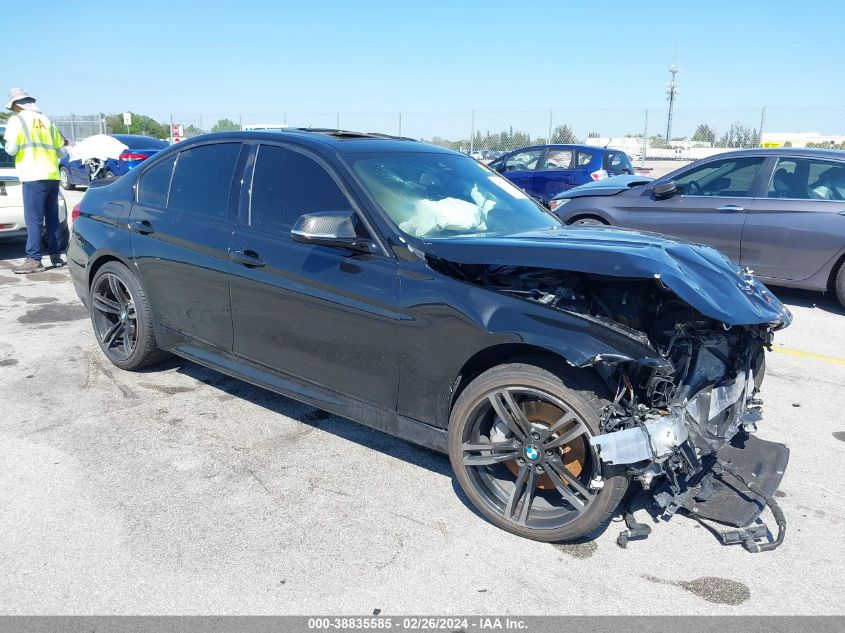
{"left": 433, "top": 260, "right": 791, "bottom": 552}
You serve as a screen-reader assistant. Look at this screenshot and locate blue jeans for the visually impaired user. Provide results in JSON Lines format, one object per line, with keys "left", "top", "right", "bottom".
{"left": 22, "top": 179, "right": 61, "bottom": 261}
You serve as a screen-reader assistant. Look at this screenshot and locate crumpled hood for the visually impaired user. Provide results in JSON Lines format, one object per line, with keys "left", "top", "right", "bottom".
{"left": 422, "top": 226, "right": 792, "bottom": 327}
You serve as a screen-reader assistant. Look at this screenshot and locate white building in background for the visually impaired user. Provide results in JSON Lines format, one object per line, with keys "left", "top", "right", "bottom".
{"left": 761, "top": 131, "right": 845, "bottom": 148}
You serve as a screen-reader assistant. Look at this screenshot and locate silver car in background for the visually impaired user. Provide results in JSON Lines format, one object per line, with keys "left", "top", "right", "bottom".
{"left": 551, "top": 149, "right": 845, "bottom": 308}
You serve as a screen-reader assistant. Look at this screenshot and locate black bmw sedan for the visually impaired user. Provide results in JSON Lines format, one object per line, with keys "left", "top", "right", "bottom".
{"left": 68, "top": 129, "right": 792, "bottom": 547}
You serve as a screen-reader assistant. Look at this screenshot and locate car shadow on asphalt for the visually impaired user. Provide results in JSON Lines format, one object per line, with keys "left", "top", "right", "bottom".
{"left": 146, "top": 355, "right": 492, "bottom": 523}
{"left": 769, "top": 285, "right": 845, "bottom": 316}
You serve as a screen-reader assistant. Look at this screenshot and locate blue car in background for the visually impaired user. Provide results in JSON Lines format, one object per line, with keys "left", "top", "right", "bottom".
{"left": 59, "top": 134, "right": 169, "bottom": 190}
{"left": 487, "top": 144, "right": 634, "bottom": 206}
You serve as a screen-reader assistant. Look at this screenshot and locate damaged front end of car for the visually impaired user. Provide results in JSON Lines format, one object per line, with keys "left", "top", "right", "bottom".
{"left": 426, "top": 229, "right": 793, "bottom": 552}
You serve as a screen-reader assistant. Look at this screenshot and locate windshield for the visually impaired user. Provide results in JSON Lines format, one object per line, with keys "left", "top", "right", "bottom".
{"left": 349, "top": 152, "right": 561, "bottom": 239}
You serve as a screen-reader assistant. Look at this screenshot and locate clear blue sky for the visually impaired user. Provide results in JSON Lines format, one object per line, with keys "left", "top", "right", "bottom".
{"left": 5, "top": 0, "right": 843, "bottom": 137}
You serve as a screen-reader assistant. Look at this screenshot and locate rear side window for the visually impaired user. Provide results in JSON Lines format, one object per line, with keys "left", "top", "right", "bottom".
{"left": 767, "top": 157, "right": 845, "bottom": 200}
{"left": 168, "top": 143, "right": 241, "bottom": 218}
{"left": 249, "top": 144, "right": 351, "bottom": 234}
{"left": 137, "top": 154, "right": 176, "bottom": 207}
{"left": 577, "top": 151, "right": 593, "bottom": 166}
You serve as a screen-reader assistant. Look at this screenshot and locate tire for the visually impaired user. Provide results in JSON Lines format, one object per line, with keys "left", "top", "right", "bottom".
{"left": 835, "top": 262, "right": 845, "bottom": 310}
{"left": 570, "top": 217, "right": 607, "bottom": 226}
{"left": 89, "top": 261, "right": 170, "bottom": 371}
{"left": 448, "top": 361, "right": 628, "bottom": 542}
{"left": 59, "top": 167, "right": 75, "bottom": 190}
{"left": 104, "top": 169, "right": 116, "bottom": 179}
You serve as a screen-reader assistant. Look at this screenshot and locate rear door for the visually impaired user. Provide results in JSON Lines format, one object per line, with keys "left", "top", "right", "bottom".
{"left": 533, "top": 147, "right": 575, "bottom": 203}
{"left": 625, "top": 155, "right": 767, "bottom": 262}
{"left": 228, "top": 142, "right": 402, "bottom": 409}
{"left": 129, "top": 142, "right": 246, "bottom": 350}
{"left": 741, "top": 156, "right": 845, "bottom": 281}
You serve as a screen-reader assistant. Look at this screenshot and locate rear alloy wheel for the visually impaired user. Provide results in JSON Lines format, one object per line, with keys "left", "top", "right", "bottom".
{"left": 89, "top": 262, "right": 169, "bottom": 370}
{"left": 448, "top": 363, "right": 627, "bottom": 542}
{"left": 571, "top": 217, "right": 607, "bottom": 226}
{"left": 836, "top": 262, "right": 845, "bottom": 310}
{"left": 59, "top": 167, "right": 75, "bottom": 190}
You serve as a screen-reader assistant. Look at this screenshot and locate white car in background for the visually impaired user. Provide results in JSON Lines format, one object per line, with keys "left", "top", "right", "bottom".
{"left": 0, "top": 125, "right": 69, "bottom": 251}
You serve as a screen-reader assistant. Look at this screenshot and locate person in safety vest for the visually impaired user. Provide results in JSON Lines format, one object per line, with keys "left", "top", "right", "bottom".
{"left": 3, "top": 88, "right": 68, "bottom": 274}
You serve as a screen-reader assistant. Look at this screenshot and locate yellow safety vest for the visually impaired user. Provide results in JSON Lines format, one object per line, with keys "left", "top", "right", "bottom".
{"left": 7, "top": 110, "right": 64, "bottom": 181}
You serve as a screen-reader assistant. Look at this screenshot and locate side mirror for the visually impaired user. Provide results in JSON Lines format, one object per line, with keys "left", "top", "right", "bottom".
{"left": 291, "top": 211, "right": 377, "bottom": 253}
{"left": 652, "top": 181, "right": 678, "bottom": 199}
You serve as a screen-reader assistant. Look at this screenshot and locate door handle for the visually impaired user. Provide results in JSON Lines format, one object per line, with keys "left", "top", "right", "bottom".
{"left": 127, "top": 220, "right": 155, "bottom": 234}
{"left": 230, "top": 249, "right": 266, "bottom": 267}
{"left": 716, "top": 204, "right": 744, "bottom": 213}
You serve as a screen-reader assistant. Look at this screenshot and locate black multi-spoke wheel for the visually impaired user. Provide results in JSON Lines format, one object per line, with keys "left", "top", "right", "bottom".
{"left": 92, "top": 272, "right": 137, "bottom": 361}
{"left": 449, "top": 362, "right": 628, "bottom": 542}
{"left": 89, "top": 261, "right": 170, "bottom": 370}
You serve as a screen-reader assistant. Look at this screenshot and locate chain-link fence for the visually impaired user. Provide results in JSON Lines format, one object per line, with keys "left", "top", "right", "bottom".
{"left": 52, "top": 107, "right": 845, "bottom": 163}
{"left": 51, "top": 115, "right": 105, "bottom": 144}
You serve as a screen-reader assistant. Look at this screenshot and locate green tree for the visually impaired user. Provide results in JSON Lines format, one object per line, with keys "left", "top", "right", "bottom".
{"left": 212, "top": 118, "right": 240, "bottom": 133}
{"left": 183, "top": 124, "right": 203, "bottom": 138}
{"left": 649, "top": 134, "right": 671, "bottom": 149}
{"left": 550, "top": 124, "right": 577, "bottom": 144}
{"left": 105, "top": 112, "right": 169, "bottom": 139}
{"left": 718, "top": 122, "right": 759, "bottom": 148}
{"left": 692, "top": 123, "right": 716, "bottom": 144}
{"left": 0, "top": 111, "right": 9, "bottom": 123}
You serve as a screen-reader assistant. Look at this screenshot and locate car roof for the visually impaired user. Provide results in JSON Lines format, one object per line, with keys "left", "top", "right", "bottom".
{"left": 182, "top": 128, "right": 453, "bottom": 155}
{"left": 504, "top": 144, "right": 614, "bottom": 154}
{"left": 700, "top": 147, "right": 845, "bottom": 160}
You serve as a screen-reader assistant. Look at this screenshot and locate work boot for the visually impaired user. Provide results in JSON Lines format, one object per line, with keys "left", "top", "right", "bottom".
{"left": 12, "top": 258, "right": 44, "bottom": 274}
{"left": 50, "top": 255, "right": 65, "bottom": 267}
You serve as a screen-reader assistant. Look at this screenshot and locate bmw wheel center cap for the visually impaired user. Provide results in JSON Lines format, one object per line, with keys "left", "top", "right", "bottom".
{"left": 524, "top": 445, "right": 540, "bottom": 461}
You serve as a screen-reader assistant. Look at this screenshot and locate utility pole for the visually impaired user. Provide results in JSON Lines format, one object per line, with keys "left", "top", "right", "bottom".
{"left": 665, "top": 47, "right": 680, "bottom": 143}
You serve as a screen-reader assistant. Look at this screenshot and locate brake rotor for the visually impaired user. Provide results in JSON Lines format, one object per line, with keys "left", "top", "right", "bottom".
{"left": 503, "top": 399, "right": 586, "bottom": 489}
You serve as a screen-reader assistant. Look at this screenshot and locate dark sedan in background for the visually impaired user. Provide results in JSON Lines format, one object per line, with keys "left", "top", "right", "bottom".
{"left": 551, "top": 149, "right": 845, "bottom": 308}
{"left": 487, "top": 144, "right": 634, "bottom": 207}
{"left": 60, "top": 134, "right": 169, "bottom": 189}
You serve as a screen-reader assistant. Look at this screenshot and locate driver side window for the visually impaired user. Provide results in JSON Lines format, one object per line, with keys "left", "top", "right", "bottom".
{"left": 674, "top": 156, "right": 765, "bottom": 197}
{"left": 502, "top": 149, "right": 541, "bottom": 172}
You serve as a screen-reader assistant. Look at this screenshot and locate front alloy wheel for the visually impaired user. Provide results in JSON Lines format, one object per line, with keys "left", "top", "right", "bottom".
{"left": 449, "top": 363, "right": 627, "bottom": 542}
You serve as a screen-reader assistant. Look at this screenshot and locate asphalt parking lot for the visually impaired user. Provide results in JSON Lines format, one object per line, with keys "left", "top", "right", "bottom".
{"left": 0, "top": 194, "right": 843, "bottom": 615}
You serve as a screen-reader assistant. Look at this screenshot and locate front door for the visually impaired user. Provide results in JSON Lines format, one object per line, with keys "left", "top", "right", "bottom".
{"left": 625, "top": 155, "right": 767, "bottom": 262}
{"left": 494, "top": 148, "right": 542, "bottom": 198}
{"left": 228, "top": 143, "right": 402, "bottom": 409}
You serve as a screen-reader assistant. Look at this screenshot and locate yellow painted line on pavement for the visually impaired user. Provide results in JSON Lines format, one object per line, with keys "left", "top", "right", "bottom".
{"left": 772, "top": 345, "right": 845, "bottom": 366}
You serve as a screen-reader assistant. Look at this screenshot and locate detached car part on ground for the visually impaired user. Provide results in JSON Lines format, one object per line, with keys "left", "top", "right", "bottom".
{"left": 68, "top": 130, "right": 792, "bottom": 551}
